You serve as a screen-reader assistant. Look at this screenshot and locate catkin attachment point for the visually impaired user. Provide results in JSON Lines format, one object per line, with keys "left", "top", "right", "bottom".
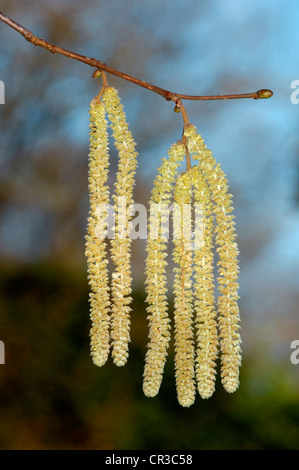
{"left": 92, "top": 69, "right": 102, "bottom": 78}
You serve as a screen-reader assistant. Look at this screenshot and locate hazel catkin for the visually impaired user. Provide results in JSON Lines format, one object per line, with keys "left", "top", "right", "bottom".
{"left": 85, "top": 98, "right": 111, "bottom": 367}
{"left": 102, "top": 86, "right": 138, "bottom": 367}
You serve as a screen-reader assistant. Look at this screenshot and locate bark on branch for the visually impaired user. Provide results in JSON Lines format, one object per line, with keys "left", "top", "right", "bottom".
{"left": 0, "top": 11, "right": 273, "bottom": 104}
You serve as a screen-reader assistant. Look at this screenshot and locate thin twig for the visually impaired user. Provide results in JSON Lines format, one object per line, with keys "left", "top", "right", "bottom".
{"left": 174, "top": 99, "right": 192, "bottom": 171}
{"left": 0, "top": 11, "right": 273, "bottom": 104}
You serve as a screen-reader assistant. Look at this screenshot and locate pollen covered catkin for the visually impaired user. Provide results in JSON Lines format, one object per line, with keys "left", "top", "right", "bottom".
{"left": 86, "top": 98, "right": 111, "bottom": 367}
{"left": 143, "top": 141, "right": 185, "bottom": 398}
{"left": 192, "top": 166, "right": 218, "bottom": 399}
{"left": 184, "top": 124, "right": 242, "bottom": 394}
{"left": 173, "top": 170, "right": 196, "bottom": 407}
{"left": 86, "top": 86, "right": 241, "bottom": 405}
{"left": 102, "top": 86, "right": 138, "bottom": 367}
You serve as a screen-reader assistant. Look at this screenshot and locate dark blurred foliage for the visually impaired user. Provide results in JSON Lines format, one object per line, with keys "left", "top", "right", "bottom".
{"left": 1, "top": 263, "right": 299, "bottom": 450}
{"left": 1, "top": 0, "right": 299, "bottom": 450}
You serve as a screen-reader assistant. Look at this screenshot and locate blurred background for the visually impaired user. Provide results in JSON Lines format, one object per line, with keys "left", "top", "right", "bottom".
{"left": 0, "top": 0, "right": 299, "bottom": 450}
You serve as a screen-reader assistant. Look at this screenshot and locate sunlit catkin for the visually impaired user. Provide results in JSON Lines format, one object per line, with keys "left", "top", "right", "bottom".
{"left": 212, "top": 164, "right": 241, "bottom": 393}
{"left": 143, "top": 141, "right": 185, "bottom": 398}
{"left": 85, "top": 98, "right": 110, "bottom": 367}
{"left": 173, "top": 170, "right": 196, "bottom": 407}
{"left": 184, "top": 124, "right": 242, "bottom": 394}
{"left": 102, "top": 86, "right": 138, "bottom": 366}
{"left": 192, "top": 166, "right": 218, "bottom": 399}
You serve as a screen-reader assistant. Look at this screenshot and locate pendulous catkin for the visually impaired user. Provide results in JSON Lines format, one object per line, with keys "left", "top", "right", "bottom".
{"left": 184, "top": 124, "right": 242, "bottom": 395}
{"left": 192, "top": 166, "right": 219, "bottom": 399}
{"left": 102, "top": 87, "right": 137, "bottom": 366}
{"left": 102, "top": 86, "right": 138, "bottom": 367}
{"left": 86, "top": 86, "right": 138, "bottom": 368}
{"left": 143, "top": 141, "right": 185, "bottom": 398}
{"left": 173, "top": 170, "right": 196, "bottom": 407}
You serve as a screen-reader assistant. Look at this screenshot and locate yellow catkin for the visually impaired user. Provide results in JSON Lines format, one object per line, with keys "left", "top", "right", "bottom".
{"left": 143, "top": 141, "right": 185, "bottom": 398}
{"left": 173, "top": 170, "right": 196, "bottom": 407}
{"left": 192, "top": 166, "right": 218, "bottom": 399}
{"left": 184, "top": 124, "right": 242, "bottom": 394}
{"left": 212, "top": 165, "right": 241, "bottom": 393}
{"left": 102, "top": 86, "right": 138, "bottom": 367}
{"left": 85, "top": 98, "right": 110, "bottom": 367}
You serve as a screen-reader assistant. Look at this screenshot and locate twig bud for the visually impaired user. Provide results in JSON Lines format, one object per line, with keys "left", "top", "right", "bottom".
{"left": 256, "top": 88, "right": 273, "bottom": 99}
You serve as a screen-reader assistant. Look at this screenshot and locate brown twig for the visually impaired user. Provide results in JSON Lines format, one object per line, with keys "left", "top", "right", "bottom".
{"left": 0, "top": 11, "right": 273, "bottom": 105}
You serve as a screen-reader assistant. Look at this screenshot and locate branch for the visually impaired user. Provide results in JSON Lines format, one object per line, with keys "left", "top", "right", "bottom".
{"left": 0, "top": 11, "right": 273, "bottom": 104}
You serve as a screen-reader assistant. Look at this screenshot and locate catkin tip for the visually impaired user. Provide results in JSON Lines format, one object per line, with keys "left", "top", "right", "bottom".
{"left": 178, "top": 395, "right": 196, "bottom": 408}
{"left": 223, "top": 379, "right": 239, "bottom": 394}
{"left": 91, "top": 354, "right": 108, "bottom": 368}
{"left": 143, "top": 384, "right": 160, "bottom": 398}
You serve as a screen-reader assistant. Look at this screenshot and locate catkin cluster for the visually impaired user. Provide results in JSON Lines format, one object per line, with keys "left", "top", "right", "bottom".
{"left": 85, "top": 86, "right": 138, "bottom": 368}
{"left": 85, "top": 87, "right": 241, "bottom": 406}
{"left": 143, "top": 124, "right": 242, "bottom": 407}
